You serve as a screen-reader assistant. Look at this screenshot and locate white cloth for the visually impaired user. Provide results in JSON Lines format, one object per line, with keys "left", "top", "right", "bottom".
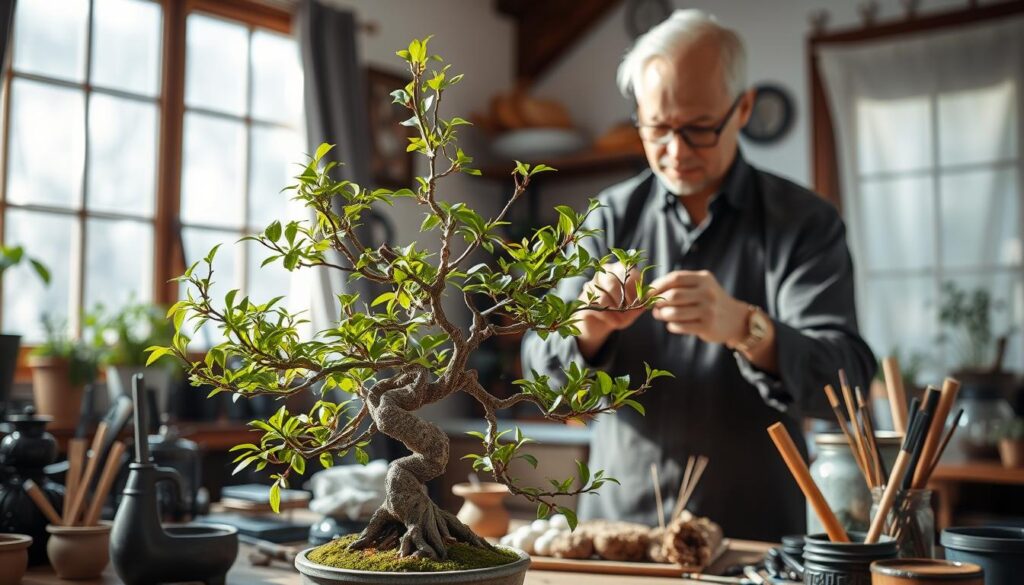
{"left": 305, "top": 459, "right": 388, "bottom": 520}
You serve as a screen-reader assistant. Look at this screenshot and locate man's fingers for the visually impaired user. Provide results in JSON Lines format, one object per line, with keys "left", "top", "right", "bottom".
{"left": 653, "top": 304, "right": 703, "bottom": 323}
{"left": 653, "top": 287, "right": 705, "bottom": 308}
{"left": 650, "top": 270, "right": 707, "bottom": 295}
{"left": 666, "top": 321, "right": 701, "bottom": 335}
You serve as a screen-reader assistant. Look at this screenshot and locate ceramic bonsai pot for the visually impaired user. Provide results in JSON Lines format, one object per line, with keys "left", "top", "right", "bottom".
{"left": 452, "top": 482, "right": 510, "bottom": 538}
{"left": 0, "top": 534, "right": 31, "bottom": 585}
{"left": 46, "top": 521, "right": 111, "bottom": 580}
{"left": 294, "top": 546, "right": 530, "bottom": 585}
{"left": 27, "top": 356, "right": 83, "bottom": 430}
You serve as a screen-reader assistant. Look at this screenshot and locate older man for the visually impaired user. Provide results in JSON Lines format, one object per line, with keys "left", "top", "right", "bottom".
{"left": 521, "top": 10, "right": 875, "bottom": 541}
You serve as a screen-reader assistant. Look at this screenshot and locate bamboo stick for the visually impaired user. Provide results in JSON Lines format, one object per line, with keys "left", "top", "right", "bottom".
{"left": 824, "top": 385, "right": 870, "bottom": 483}
{"left": 83, "top": 441, "right": 125, "bottom": 526}
{"left": 62, "top": 438, "right": 86, "bottom": 525}
{"left": 680, "top": 455, "right": 708, "bottom": 513}
{"left": 65, "top": 422, "right": 109, "bottom": 526}
{"left": 768, "top": 423, "right": 849, "bottom": 542}
{"left": 23, "top": 479, "right": 62, "bottom": 526}
{"left": 923, "top": 408, "right": 964, "bottom": 485}
{"left": 840, "top": 371, "right": 873, "bottom": 486}
{"left": 856, "top": 387, "right": 884, "bottom": 487}
{"left": 672, "top": 455, "right": 696, "bottom": 520}
{"left": 912, "top": 378, "right": 961, "bottom": 488}
{"left": 866, "top": 413, "right": 925, "bottom": 543}
{"left": 650, "top": 463, "right": 665, "bottom": 532}
{"left": 882, "top": 357, "right": 909, "bottom": 434}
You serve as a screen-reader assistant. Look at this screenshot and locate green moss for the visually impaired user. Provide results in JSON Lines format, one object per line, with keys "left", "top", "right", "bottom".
{"left": 308, "top": 534, "right": 520, "bottom": 573}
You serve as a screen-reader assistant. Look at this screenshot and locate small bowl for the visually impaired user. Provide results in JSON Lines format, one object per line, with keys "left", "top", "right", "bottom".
{"left": 0, "top": 534, "right": 32, "bottom": 585}
{"left": 46, "top": 522, "right": 111, "bottom": 580}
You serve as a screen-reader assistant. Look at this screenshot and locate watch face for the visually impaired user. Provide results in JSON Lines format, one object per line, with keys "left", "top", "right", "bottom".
{"left": 750, "top": 310, "right": 771, "bottom": 337}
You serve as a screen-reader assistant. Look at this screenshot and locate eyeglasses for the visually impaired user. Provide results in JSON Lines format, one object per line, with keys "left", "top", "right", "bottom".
{"left": 633, "top": 94, "right": 744, "bottom": 148}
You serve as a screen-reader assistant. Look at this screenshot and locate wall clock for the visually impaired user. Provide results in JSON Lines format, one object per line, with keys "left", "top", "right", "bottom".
{"left": 741, "top": 84, "right": 795, "bottom": 144}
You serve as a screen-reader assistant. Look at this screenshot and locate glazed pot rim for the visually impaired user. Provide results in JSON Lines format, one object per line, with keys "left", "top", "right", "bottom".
{"left": 294, "top": 545, "right": 530, "bottom": 582}
{"left": 46, "top": 520, "right": 112, "bottom": 535}
{"left": 452, "top": 482, "right": 510, "bottom": 496}
{"left": 871, "top": 559, "right": 983, "bottom": 579}
{"left": 0, "top": 533, "right": 32, "bottom": 549}
{"left": 163, "top": 523, "right": 239, "bottom": 538}
{"left": 941, "top": 526, "right": 1024, "bottom": 553}
{"left": 804, "top": 532, "right": 896, "bottom": 548}
{"left": 815, "top": 431, "right": 903, "bottom": 445}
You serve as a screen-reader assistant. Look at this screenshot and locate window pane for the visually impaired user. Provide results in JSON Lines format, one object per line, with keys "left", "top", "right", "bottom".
{"left": 2, "top": 211, "right": 77, "bottom": 343}
{"left": 7, "top": 80, "right": 85, "bottom": 208}
{"left": 247, "top": 240, "right": 292, "bottom": 304}
{"left": 185, "top": 14, "right": 248, "bottom": 116}
{"left": 91, "top": 0, "right": 163, "bottom": 96}
{"left": 88, "top": 94, "right": 158, "bottom": 216}
{"left": 181, "top": 112, "right": 246, "bottom": 228}
{"left": 251, "top": 30, "right": 303, "bottom": 125}
{"left": 856, "top": 96, "right": 932, "bottom": 175}
{"left": 182, "top": 228, "right": 238, "bottom": 348}
{"left": 940, "top": 168, "right": 1021, "bottom": 269}
{"left": 941, "top": 273, "right": 1023, "bottom": 373}
{"left": 84, "top": 218, "right": 153, "bottom": 311}
{"left": 858, "top": 176, "right": 935, "bottom": 271}
{"left": 12, "top": 0, "right": 89, "bottom": 82}
{"left": 939, "top": 80, "right": 1017, "bottom": 167}
{"left": 861, "top": 276, "right": 938, "bottom": 378}
{"left": 249, "top": 126, "right": 303, "bottom": 228}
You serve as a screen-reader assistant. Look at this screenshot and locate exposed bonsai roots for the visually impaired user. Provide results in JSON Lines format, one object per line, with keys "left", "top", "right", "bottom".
{"left": 350, "top": 374, "right": 490, "bottom": 560}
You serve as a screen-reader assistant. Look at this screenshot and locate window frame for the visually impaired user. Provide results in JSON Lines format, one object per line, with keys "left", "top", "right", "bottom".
{"left": 0, "top": 0, "right": 293, "bottom": 379}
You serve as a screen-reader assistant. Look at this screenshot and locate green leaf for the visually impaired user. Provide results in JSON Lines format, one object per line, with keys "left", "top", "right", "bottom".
{"left": 29, "top": 259, "right": 50, "bottom": 284}
{"left": 354, "top": 446, "right": 369, "bottom": 465}
{"left": 519, "top": 453, "right": 538, "bottom": 468}
{"left": 269, "top": 482, "right": 281, "bottom": 513}
{"left": 622, "top": 399, "right": 646, "bottom": 416}
{"left": 537, "top": 502, "right": 550, "bottom": 520}
{"left": 291, "top": 454, "right": 306, "bottom": 475}
{"left": 557, "top": 506, "right": 578, "bottom": 531}
{"left": 204, "top": 244, "right": 222, "bottom": 264}
{"left": 264, "top": 221, "right": 282, "bottom": 242}
{"left": 576, "top": 459, "right": 590, "bottom": 488}
{"left": 319, "top": 452, "right": 334, "bottom": 469}
{"left": 314, "top": 143, "right": 333, "bottom": 161}
{"left": 145, "top": 346, "right": 172, "bottom": 367}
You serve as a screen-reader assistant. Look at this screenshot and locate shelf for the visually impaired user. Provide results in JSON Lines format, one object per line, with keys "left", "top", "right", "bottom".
{"left": 480, "top": 149, "right": 646, "bottom": 181}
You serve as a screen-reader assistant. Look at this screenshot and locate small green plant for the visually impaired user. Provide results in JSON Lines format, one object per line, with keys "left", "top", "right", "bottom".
{"left": 0, "top": 244, "right": 50, "bottom": 284}
{"left": 31, "top": 314, "right": 99, "bottom": 386}
{"left": 937, "top": 281, "right": 1008, "bottom": 370}
{"left": 88, "top": 301, "right": 174, "bottom": 368}
{"left": 153, "top": 36, "right": 671, "bottom": 562}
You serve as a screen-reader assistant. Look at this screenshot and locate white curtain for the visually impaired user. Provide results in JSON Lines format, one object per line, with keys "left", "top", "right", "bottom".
{"left": 817, "top": 17, "right": 1024, "bottom": 376}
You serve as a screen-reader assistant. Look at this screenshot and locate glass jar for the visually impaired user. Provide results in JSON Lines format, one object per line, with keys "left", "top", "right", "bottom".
{"left": 948, "top": 384, "right": 1015, "bottom": 462}
{"left": 809, "top": 432, "right": 902, "bottom": 534}
{"left": 870, "top": 487, "right": 934, "bottom": 559}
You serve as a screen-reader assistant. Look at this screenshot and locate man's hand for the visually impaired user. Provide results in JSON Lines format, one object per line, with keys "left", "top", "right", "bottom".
{"left": 649, "top": 270, "right": 748, "bottom": 344}
{"left": 575, "top": 263, "right": 646, "bottom": 360}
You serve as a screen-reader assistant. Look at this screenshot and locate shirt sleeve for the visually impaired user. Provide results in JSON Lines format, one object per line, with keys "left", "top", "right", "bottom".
{"left": 734, "top": 204, "right": 877, "bottom": 420}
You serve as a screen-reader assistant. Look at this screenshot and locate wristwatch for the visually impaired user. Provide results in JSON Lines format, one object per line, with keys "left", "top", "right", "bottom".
{"left": 733, "top": 304, "right": 771, "bottom": 353}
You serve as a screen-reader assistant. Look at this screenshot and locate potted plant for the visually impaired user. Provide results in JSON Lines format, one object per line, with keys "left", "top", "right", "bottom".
{"left": 152, "top": 37, "right": 669, "bottom": 584}
{"left": 28, "top": 315, "right": 98, "bottom": 430}
{"left": 0, "top": 245, "right": 50, "bottom": 419}
{"left": 89, "top": 301, "right": 175, "bottom": 416}
{"left": 996, "top": 418, "right": 1024, "bottom": 469}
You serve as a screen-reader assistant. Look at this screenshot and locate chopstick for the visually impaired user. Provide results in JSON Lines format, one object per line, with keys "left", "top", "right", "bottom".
{"left": 672, "top": 455, "right": 696, "bottom": 520}
{"left": 65, "top": 422, "right": 109, "bottom": 526}
{"left": 922, "top": 408, "right": 964, "bottom": 485}
{"left": 903, "top": 388, "right": 939, "bottom": 491}
{"left": 839, "top": 370, "right": 873, "bottom": 486}
{"left": 681, "top": 456, "right": 708, "bottom": 513}
{"left": 824, "top": 385, "right": 870, "bottom": 484}
{"left": 882, "top": 357, "right": 909, "bottom": 434}
{"left": 768, "top": 422, "right": 850, "bottom": 542}
{"left": 63, "top": 438, "right": 86, "bottom": 525}
{"left": 856, "top": 386, "right": 885, "bottom": 486}
{"left": 912, "top": 378, "right": 960, "bottom": 489}
{"left": 23, "top": 479, "right": 62, "bottom": 525}
{"left": 650, "top": 463, "right": 665, "bottom": 531}
{"left": 83, "top": 441, "right": 125, "bottom": 526}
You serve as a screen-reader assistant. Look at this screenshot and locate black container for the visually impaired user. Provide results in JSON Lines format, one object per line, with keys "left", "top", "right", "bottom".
{"left": 803, "top": 532, "right": 898, "bottom": 585}
{"left": 941, "top": 526, "right": 1024, "bottom": 585}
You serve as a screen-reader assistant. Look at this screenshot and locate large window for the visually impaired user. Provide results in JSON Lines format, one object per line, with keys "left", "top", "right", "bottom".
{"left": 0, "top": 0, "right": 304, "bottom": 346}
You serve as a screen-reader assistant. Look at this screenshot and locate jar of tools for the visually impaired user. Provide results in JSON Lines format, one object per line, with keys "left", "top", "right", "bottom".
{"left": 870, "top": 487, "right": 935, "bottom": 558}
{"left": 809, "top": 432, "right": 902, "bottom": 534}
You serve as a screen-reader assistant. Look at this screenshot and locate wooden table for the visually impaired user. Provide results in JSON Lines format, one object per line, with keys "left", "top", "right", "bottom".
{"left": 21, "top": 540, "right": 773, "bottom": 584}
{"left": 927, "top": 462, "right": 1024, "bottom": 528}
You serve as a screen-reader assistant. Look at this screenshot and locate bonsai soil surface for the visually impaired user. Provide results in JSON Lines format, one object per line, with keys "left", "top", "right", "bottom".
{"left": 308, "top": 534, "right": 520, "bottom": 573}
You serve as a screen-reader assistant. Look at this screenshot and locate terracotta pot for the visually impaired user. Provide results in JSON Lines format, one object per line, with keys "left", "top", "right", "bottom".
{"left": 0, "top": 534, "right": 31, "bottom": 585}
{"left": 998, "top": 438, "right": 1024, "bottom": 468}
{"left": 452, "top": 482, "right": 510, "bottom": 538}
{"left": 27, "top": 356, "right": 83, "bottom": 431}
{"left": 871, "top": 559, "right": 983, "bottom": 585}
{"left": 46, "top": 522, "right": 111, "bottom": 580}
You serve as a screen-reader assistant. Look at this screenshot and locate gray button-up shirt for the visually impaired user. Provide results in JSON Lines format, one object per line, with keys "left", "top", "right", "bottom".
{"left": 520, "top": 153, "right": 876, "bottom": 541}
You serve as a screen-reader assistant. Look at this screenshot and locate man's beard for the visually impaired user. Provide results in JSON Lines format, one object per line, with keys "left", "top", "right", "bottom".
{"left": 654, "top": 156, "right": 709, "bottom": 197}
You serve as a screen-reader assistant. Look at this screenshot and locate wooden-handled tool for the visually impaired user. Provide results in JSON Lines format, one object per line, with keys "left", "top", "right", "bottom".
{"left": 866, "top": 409, "right": 927, "bottom": 543}
{"left": 63, "top": 438, "right": 86, "bottom": 524}
{"left": 83, "top": 440, "right": 126, "bottom": 526}
{"left": 65, "top": 422, "right": 109, "bottom": 526}
{"left": 768, "top": 422, "right": 850, "bottom": 542}
{"left": 912, "top": 377, "right": 960, "bottom": 488}
{"left": 23, "top": 479, "right": 62, "bottom": 526}
{"left": 882, "top": 357, "right": 909, "bottom": 434}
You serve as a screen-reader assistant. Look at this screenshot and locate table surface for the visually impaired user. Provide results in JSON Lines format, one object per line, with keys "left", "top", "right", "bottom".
{"left": 929, "top": 461, "right": 1024, "bottom": 485}
{"left": 22, "top": 539, "right": 773, "bottom": 585}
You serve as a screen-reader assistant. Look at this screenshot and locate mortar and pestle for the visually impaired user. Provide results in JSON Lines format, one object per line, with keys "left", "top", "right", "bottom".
{"left": 110, "top": 374, "right": 238, "bottom": 585}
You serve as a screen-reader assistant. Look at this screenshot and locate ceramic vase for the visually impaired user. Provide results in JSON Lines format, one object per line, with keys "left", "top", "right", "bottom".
{"left": 452, "top": 482, "right": 510, "bottom": 538}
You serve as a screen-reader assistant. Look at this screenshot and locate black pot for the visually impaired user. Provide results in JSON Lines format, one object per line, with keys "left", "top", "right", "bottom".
{"left": 0, "top": 334, "right": 20, "bottom": 421}
{"left": 941, "top": 526, "right": 1024, "bottom": 585}
{"left": 803, "top": 532, "right": 898, "bottom": 585}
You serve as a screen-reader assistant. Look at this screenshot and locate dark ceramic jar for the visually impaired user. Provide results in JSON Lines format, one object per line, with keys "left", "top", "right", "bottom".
{"left": 802, "top": 532, "right": 897, "bottom": 585}
{"left": 0, "top": 407, "right": 64, "bottom": 565}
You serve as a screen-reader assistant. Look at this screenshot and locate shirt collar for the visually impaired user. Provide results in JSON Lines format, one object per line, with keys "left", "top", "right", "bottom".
{"left": 659, "top": 150, "right": 753, "bottom": 212}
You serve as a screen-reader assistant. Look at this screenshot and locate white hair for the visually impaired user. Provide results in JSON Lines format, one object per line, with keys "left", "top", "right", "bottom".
{"left": 617, "top": 9, "right": 747, "bottom": 101}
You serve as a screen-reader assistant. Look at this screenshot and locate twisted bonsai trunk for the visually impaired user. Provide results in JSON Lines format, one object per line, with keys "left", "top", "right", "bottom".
{"left": 349, "top": 369, "right": 489, "bottom": 560}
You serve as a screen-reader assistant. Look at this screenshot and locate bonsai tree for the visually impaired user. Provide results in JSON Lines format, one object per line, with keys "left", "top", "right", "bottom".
{"left": 153, "top": 37, "right": 669, "bottom": 561}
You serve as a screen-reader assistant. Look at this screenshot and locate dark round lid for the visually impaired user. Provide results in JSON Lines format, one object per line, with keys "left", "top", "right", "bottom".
{"left": 781, "top": 534, "right": 805, "bottom": 550}
{"left": 5, "top": 406, "right": 52, "bottom": 424}
{"left": 941, "top": 526, "right": 1024, "bottom": 554}
{"left": 871, "top": 559, "right": 983, "bottom": 580}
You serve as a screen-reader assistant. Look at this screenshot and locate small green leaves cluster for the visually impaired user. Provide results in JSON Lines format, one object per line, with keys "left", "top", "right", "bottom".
{"left": 0, "top": 244, "right": 50, "bottom": 285}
